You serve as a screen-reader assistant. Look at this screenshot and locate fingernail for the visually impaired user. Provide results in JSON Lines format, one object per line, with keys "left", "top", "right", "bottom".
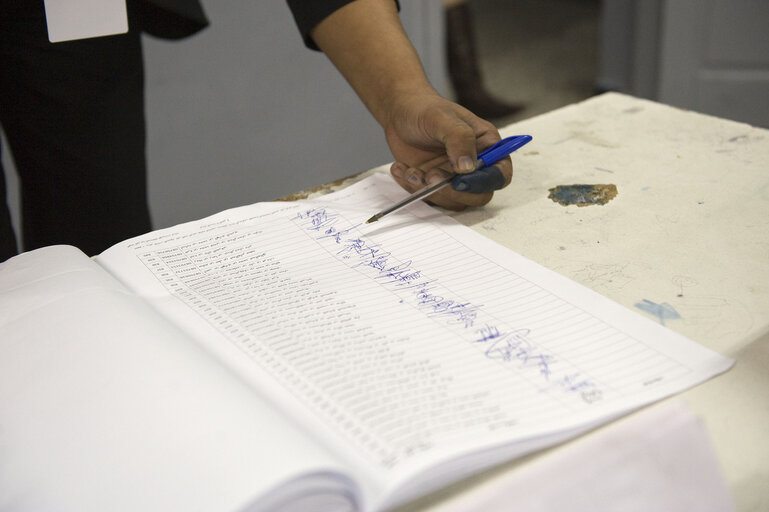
{"left": 391, "top": 162, "right": 406, "bottom": 179}
{"left": 426, "top": 173, "right": 445, "bottom": 186}
{"left": 458, "top": 156, "right": 475, "bottom": 172}
{"left": 453, "top": 181, "right": 468, "bottom": 191}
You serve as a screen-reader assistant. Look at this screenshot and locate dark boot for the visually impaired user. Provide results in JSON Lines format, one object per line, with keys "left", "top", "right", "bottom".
{"left": 446, "top": 3, "right": 524, "bottom": 119}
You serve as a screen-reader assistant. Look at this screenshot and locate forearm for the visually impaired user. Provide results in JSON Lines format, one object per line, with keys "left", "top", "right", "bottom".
{"left": 307, "top": 0, "right": 511, "bottom": 208}
{"left": 309, "top": 0, "right": 437, "bottom": 127}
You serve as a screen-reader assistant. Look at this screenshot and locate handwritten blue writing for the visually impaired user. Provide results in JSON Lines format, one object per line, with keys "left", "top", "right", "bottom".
{"left": 293, "top": 207, "right": 602, "bottom": 403}
{"left": 473, "top": 327, "right": 553, "bottom": 379}
{"left": 296, "top": 208, "right": 339, "bottom": 232}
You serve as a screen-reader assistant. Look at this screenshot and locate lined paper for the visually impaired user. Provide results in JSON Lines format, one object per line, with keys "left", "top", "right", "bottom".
{"left": 101, "top": 174, "right": 732, "bottom": 477}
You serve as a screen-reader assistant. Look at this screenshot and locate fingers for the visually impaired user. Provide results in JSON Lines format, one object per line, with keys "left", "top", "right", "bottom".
{"left": 431, "top": 109, "right": 479, "bottom": 174}
{"left": 430, "top": 104, "right": 511, "bottom": 178}
{"left": 390, "top": 161, "right": 496, "bottom": 211}
{"left": 450, "top": 165, "right": 506, "bottom": 193}
{"left": 390, "top": 161, "right": 427, "bottom": 191}
{"left": 387, "top": 97, "right": 516, "bottom": 211}
{"left": 443, "top": 123, "right": 478, "bottom": 174}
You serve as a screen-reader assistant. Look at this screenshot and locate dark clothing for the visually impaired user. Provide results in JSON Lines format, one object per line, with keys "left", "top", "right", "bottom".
{"left": 0, "top": 0, "right": 211, "bottom": 260}
{"left": 286, "top": 0, "right": 358, "bottom": 50}
{"left": 286, "top": 0, "right": 399, "bottom": 50}
{"left": 0, "top": 0, "right": 364, "bottom": 261}
{"left": 134, "top": 0, "right": 209, "bottom": 39}
{"left": 0, "top": 1, "right": 152, "bottom": 259}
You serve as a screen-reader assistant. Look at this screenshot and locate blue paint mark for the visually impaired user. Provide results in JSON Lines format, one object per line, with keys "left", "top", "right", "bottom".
{"left": 548, "top": 184, "right": 617, "bottom": 206}
{"left": 641, "top": 186, "right": 651, "bottom": 191}
{"left": 634, "top": 299, "right": 681, "bottom": 325}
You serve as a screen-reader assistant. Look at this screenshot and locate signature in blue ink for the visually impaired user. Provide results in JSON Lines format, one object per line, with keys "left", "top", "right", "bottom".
{"left": 414, "top": 288, "right": 480, "bottom": 328}
{"left": 375, "top": 260, "right": 423, "bottom": 286}
{"left": 320, "top": 224, "right": 360, "bottom": 244}
{"left": 475, "top": 324, "right": 503, "bottom": 342}
{"left": 345, "top": 239, "right": 393, "bottom": 271}
{"left": 634, "top": 299, "right": 681, "bottom": 325}
{"left": 472, "top": 325, "right": 601, "bottom": 404}
{"left": 476, "top": 327, "right": 553, "bottom": 379}
{"left": 558, "top": 372, "right": 602, "bottom": 403}
{"left": 295, "top": 207, "right": 338, "bottom": 232}
{"left": 339, "top": 231, "right": 481, "bottom": 329}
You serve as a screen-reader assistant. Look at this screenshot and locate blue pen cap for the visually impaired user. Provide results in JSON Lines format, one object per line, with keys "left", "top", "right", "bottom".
{"left": 477, "top": 135, "right": 533, "bottom": 168}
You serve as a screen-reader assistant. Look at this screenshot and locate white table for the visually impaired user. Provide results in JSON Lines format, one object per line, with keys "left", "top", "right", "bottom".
{"left": 309, "top": 92, "right": 769, "bottom": 511}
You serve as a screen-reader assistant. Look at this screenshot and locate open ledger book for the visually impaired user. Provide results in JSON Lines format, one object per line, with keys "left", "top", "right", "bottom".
{"left": 0, "top": 174, "right": 732, "bottom": 512}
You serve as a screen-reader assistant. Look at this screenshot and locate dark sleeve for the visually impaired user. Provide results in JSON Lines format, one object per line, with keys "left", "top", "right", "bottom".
{"left": 135, "top": 0, "right": 210, "bottom": 39}
{"left": 286, "top": 0, "right": 400, "bottom": 51}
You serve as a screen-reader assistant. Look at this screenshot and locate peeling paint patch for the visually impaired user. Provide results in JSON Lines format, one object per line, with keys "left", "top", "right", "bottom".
{"left": 548, "top": 184, "right": 618, "bottom": 207}
{"left": 275, "top": 175, "right": 353, "bottom": 201}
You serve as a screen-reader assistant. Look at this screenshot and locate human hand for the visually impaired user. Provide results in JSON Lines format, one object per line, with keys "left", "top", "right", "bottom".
{"left": 383, "top": 91, "right": 512, "bottom": 210}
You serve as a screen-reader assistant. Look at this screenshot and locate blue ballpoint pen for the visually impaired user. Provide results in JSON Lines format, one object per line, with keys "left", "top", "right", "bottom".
{"left": 365, "top": 134, "right": 532, "bottom": 224}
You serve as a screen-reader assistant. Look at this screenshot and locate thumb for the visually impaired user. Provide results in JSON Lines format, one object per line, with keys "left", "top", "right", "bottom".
{"left": 433, "top": 111, "right": 478, "bottom": 174}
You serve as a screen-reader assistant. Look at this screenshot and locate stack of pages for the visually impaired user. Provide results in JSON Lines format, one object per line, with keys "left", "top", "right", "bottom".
{"left": 0, "top": 175, "right": 732, "bottom": 511}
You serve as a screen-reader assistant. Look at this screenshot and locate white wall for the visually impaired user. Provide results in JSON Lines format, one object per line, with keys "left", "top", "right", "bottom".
{"left": 657, "top": 0, "right": 769, "bottom": 128}
{"left": 142, "top": 0, "right": 446, "bottom": 229}
{"left": 597, "top": 0, "right": 769, "bottom": 128}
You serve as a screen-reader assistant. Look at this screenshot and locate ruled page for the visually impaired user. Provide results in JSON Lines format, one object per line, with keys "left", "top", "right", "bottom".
{"left": 0, "top": 246, "right": 358, "bottom": 512}
{"left": 96, "top": 174, "right": 732, "bottom": 508}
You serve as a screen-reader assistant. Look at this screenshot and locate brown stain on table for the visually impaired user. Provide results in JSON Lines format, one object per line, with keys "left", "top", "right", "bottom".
{"left": 275, "top": 175, "right": 355, "bottom": 202}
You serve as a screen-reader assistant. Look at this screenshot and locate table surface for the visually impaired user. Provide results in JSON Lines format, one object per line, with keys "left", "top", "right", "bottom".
{"left": 299, "top": 92, "right": 769, "bottom": 511}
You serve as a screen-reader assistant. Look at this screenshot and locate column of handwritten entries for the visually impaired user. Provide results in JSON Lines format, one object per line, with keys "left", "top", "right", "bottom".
{"left": 138, "top": 204, "right": 692, "bottom": 469}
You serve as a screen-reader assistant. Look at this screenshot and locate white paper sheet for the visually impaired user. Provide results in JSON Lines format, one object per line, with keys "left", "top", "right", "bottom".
{"left": 97, "top": 174, "right": 733, "bottom": 510}
{"left": 0, "top": 246, "right": 354, "bottom": 512}
{"left": 421, "top": 400, "right": 735, "bottom": 512}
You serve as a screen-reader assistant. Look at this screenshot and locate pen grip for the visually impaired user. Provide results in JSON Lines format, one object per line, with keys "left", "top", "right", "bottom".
{"left": 451, "top": 165, "right": 505, "bottom": 193}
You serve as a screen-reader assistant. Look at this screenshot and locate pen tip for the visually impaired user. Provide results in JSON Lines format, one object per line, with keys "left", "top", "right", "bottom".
{"left": 365, "top": 218, "right": 376, "bottom": 224}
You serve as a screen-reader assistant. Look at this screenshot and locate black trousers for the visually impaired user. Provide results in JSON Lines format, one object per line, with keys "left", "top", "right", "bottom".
{"left": 0, "top": 1, "right": 151, "bottom": 261}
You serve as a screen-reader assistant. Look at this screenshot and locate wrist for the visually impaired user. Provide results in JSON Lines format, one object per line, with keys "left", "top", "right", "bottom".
{"left": 376, "top": 81, "right": 438, "bottom": 129}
